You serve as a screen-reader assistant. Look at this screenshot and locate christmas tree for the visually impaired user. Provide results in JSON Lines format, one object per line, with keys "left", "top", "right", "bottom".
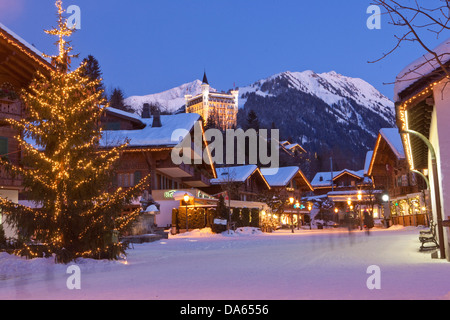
{"left": 0, "top": 0, "right": 149, "bottom": 263}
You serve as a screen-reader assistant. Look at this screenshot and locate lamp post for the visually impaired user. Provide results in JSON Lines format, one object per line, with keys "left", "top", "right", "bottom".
{"left": 400, "top": 129, "right": 445, "bottom": 259}
{"left": 308, "top": 204, "right": 312, "bottom": 230}
{"left": 296, "top": 201, "right": 301, "bottom": 230}
{"left": 289, "top": 197, "right": 295, "bottom": 233}
{"left": 184, "top": 193, "right": 190, "bottom": 232}
{"left": 334, "top": 207, "right": 339, "bottom": 224}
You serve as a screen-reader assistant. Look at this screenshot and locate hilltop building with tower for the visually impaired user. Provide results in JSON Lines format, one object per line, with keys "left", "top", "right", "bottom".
{"left": 185, "top": 72, "right": 239, "bottom": 130}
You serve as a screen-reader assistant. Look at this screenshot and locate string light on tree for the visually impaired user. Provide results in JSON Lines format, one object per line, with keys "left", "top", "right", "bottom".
{"left": 0, "top": 0, "right": 149, "bottom": 263}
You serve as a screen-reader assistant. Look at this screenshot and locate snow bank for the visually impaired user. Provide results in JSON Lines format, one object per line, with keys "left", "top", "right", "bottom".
{"left": 222, "top": 227, "right": 263, "bottom": 237}
{"left": 0, "top": 252, "right": 120, "bottom": 281}
{"left": 1, "top": 227, "right": 450, "bottom": 300}
{"left": 170, "top": 227, "right": 264, "bottom": 238}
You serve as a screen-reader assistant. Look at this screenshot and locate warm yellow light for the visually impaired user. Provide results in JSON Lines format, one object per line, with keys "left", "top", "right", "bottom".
{"left": 334, "top": 208, "right": 338, "bottom": 213}
{"left": 357, "top": 192, "right": 362, "bottom": 201}
{"left": 289, "top": 197, "right": 294, "bottom": 204}
{"left": 184, "top": 193, "right": 190, "bottom": 203}
{"left": 347, "top": 198, "right": 352, "bottom": 206}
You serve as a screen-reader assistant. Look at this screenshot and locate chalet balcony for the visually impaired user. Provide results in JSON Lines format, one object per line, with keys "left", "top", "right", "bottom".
{"left": 390, "top": 185, "right": 420, "bottom": 198}
{"left": 0, "top": 167, "right": 22, "bottom": 189}
{"left": 156, "top": 158, "right": 195, "bottom": 178}
{"left": 0, "top": 99, "right": 22, "bottom": 121}
{"left": 182, "top": 171, "right": 211, "bottom": 188}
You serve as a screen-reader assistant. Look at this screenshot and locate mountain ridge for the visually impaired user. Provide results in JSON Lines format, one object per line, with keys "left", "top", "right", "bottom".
{"left": 122, "top": 70, "right": 396, "bottom": 171}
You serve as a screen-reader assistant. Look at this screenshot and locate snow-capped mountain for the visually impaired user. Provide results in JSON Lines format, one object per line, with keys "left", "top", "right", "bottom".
{"left": 238, "top": 70, "right": 396, "bottom": 170}
{"left": 123, "top": 70, "right": 395, "bottom": 170}
{"left": 124, "top": 80, "right": 216, "bottom": 115}
{"left": 239, "top": 70, "right": 395, "bottom": 126}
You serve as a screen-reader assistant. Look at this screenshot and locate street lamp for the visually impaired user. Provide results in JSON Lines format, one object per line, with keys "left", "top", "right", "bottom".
{"left": 184, "top": 193, "right": 190, "bottom": 232}
{"left": 296, "top": 201, "right": 301, "bottom": 230}
{"left": 334, "top": 207, "right": 339, "bottom": 224}
{"left": 357, "top": 191, "right": 363, "bottom": 230}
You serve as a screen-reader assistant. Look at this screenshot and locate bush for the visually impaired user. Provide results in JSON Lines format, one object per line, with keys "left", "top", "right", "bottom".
{"left": 0, "top": 224, "right": 6, "bottom": 249}
{"left": 241, "top": 208, "right": 250, "bottom": 226}
{"left": 250, "top": 209, "right": 260, "bottom": 227}
{"left": 173, "top": 208, "right": 211, "bottom": 231}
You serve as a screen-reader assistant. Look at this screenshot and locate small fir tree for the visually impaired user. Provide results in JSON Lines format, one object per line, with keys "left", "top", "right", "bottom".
{"left": 109, "top": 88, "right": 133, "bottom": 113}
{"left": 80, "top": 55, "right": 106, "bottom": 98}
{"left": 245, "top": 110, "right": 260, "bottom": 131}
{"left": 0, "top": 1, "right": 149, "bottom": 263}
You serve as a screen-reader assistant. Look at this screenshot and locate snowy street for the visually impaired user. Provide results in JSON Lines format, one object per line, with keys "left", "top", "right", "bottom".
{"left": 1, "top": 226, "right": 449, "bottom": 300}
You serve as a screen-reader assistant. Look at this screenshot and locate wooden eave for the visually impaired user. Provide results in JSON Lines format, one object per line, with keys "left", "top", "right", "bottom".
{"left": 0, "top": 28, "right": 52, "bottom": 90}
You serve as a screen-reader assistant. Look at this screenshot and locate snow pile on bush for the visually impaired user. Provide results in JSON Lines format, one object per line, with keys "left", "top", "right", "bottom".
{"left": 222, "top": 227, "right": 263, "bottom": 237}
{"left": 0, "top": 252, "right": 121, "bottom": 280}
{"left": 170, "top": 227, "right": 264, "bottom": 238}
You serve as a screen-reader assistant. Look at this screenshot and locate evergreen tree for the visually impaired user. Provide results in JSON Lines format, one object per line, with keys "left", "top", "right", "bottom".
{"left": 109, "top": 88, "right": 133, "bottom": 113}
{"left": 80, "top": 55, "right": 105, "bottom": 98}
{"left": 245, "top": 110, "right": 260, "bottom": 131}
{"left": 0, "top": 1, "right": 149, "bottom": 263}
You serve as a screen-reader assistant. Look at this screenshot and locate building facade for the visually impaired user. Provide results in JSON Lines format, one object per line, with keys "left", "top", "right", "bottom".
{"left": 185, "top": 72, "right": 239, "bottom": 130}
{"left": 394, "top": 38, "right": 450, "bottom": 260}
{"left": 261, "top": 166, "right": 314, "bottom": 227}
{"left": 101, "top": 108, "right": 217, "bottom": 229}
{"left": 367, "top": 128, "right": 429, "bottom": 227}
{"left": 0, "top": 23, "right": 53, "bottom": 238}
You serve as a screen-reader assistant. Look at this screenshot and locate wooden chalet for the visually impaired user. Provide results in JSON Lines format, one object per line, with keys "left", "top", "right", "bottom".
{"left": 394, "top": 37, "right": 450, "bottom": 259}
{"left": 261, "top": 166, "right": 314, "bottom": 226}
{"left": 205, "top": 165, "right": 271, "bottom": 202}
{"left": 367, "top": 128, "right": 428, "bottom": 227}
{"left": 309, "top": 153, "right": 388, "bottom": 224}
{"left": 0, "top": 23, "right": 53, "bottom": 237}
{"left": 100, "top": 107, "right": 217, "bottom": 228}
{"left": 311, "top": 169, "right": 372, "bottom": 196}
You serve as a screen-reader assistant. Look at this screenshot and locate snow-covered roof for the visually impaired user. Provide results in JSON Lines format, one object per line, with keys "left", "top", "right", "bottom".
{"left": 105, "top": 107, "right": 143, "bottom": 124}
{"left": 364, "top": 151, "right": 373, "bottom": 175}
{"left": 211, "top": 165, "right": 259, "bottom": 184}
{"left": 379, "top": 128, "right": 405, "bottom": 159}
{"left": 100, "top": 113, "right": 201, "bottom": 148}
{"left": 261, "top": 166, "right": 314, "bottom": 191}
{"left": 284, "top": 143, "right": 305, "bottom": 152}
{"left": 394, "top": 37, "right": 450, "bottom": 102}
{"left": 0, "top": 22, "right": 51, "bottom": 64}
{"left": 311, "top": 169, "right": 367, "bottom": 187}
{"left": 261, "top": 166, "right": 300, "bottom": 187}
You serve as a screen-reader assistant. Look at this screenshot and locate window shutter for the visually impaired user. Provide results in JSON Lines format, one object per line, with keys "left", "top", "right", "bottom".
{"left": 134, "top": 171, "right": 142, "bottom": 186}
{"left": 0, "top": 137, "right": 8, "bottom": 159}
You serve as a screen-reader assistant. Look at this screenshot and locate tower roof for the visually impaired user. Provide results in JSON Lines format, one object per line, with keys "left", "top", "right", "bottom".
{"left": 202, "top": 71, "right": 209, "bottom": 85}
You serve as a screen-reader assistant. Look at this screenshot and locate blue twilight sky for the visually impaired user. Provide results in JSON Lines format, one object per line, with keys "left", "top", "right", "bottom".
{"left": 0, "top": 0, "right": 447, "bottom": 100}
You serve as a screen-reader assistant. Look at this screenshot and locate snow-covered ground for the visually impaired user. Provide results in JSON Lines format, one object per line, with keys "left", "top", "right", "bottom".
{"left": 1, "top": 226, "right": 449, "bottom": 300}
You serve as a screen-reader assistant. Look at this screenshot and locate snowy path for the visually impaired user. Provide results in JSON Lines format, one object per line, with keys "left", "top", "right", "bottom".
{"left": 0, "top": 226, "right": 449, "bottom": 300}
